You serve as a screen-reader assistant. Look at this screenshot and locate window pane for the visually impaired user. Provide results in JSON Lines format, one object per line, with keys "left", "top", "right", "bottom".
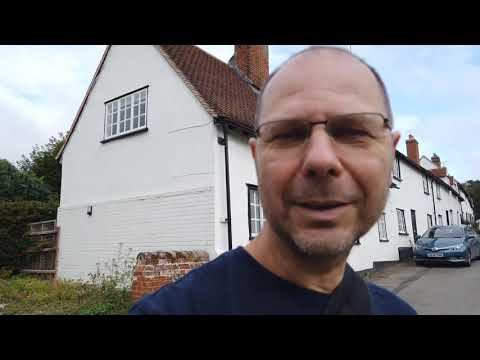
{"left": 134, "top": 93, "right": 139, "bottom": 104}
{"left": 120, "top": 98, "right": 125, "bottom": 109}
{"left": 126, "top": 108, "right": 131, "bottom": 119}
{"left": 141, "top": 90, "right": 146, "bottom": 101}
{"left": 107, "top": 114, "right": 112, "bottom": 125}
{"left": 107, "top": 103, "right": 112, "bottom": 113}
{"left": 120, "top": 110, "right": 125, "bottom": 121}
{"left": 250, "top": 204, "right": 255, "bottom": 218}
{"left": 107, "top": 125, "right": 111, "bottom": 137}
{"left": 134, "top": 105, "right": 139, "bottom": 116}
{"left": 120, "top": 122, "right": 124, "bottom": 133}
{"left": 112, "top": 124, "right": 117, "bottom": 135}
{"left": 250, "top": 220, "right": 256, "bottom": 235}
{"left": 255, "top": 206, "right": 260, "bottom": 219}
{"left": 133, "top": 117, "right": 139, "bottom": 129}
{"left": 125, "top": 120, "right": 131, "bottom": 131}
{"left": 140, "top": 103, "right": 146, "bottom": 115}
{"left": 126, "top": 95, "right": 131, "bottom": 106}
{"left": 140, "top": 115, "right": 146, "bottom": 127}
{"left": 113, "top": 113, "right": 117, "bottom": 123}
{"left": 113, "top": 101, "right": 118, "bottom": 111}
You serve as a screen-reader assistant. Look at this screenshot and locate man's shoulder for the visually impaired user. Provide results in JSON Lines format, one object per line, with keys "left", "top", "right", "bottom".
{"left": 366, "top": 282, "right": 417, "bottom": 315}
{"left": 129, "top": 249, "right": 236, "bottom": 315}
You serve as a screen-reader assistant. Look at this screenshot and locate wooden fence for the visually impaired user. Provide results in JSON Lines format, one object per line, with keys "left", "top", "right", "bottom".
{"left": 22, "top": 220, "right": 58, "bottom": 278}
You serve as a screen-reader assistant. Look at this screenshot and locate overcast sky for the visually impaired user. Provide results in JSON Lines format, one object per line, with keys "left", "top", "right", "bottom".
{"left": 1, "top": 45, "right": 479, "bottom": 182}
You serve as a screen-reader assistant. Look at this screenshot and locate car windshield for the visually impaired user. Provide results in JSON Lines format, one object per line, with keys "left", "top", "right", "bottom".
{"left": 422, "top": 226, "right": 464, "bottom": 238}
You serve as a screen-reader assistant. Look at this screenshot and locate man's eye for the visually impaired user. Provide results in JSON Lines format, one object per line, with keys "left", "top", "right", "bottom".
{"left": 331, "top": 127, "right": 371, "bottom": 139}
{"left": 273, "top": 130, "right": 306, "bottom": 141}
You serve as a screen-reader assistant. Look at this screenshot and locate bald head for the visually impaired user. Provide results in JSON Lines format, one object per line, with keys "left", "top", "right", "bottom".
{"left": 255, "top": 46, "right": 393, "bottom": 128}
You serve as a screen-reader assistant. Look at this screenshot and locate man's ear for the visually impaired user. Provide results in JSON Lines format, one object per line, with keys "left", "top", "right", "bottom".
{"left": 391, "top": 131, "right": 401, "bottom": 149}
{"left": 249, "top": 137, "right": 257, "bottom": 161}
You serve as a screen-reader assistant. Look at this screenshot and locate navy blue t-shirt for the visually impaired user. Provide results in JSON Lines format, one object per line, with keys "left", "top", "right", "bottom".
{"left": 129, "top": 246, "right": 416, "bottom": 315}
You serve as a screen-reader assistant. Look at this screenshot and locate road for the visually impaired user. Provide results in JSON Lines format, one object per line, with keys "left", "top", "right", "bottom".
{"left": 367, "top": 260, "right": 480, "bottom": 315}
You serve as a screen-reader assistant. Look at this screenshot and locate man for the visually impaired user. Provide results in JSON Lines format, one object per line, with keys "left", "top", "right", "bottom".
{"left": 129, "top": 46, "right": 417, "bottom": 315}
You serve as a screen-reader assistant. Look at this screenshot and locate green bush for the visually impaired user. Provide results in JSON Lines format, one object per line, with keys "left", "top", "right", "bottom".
{"left": 0, "top": 199, "right": 59, "bottom": 272}
{"left": 0, "top": 246, "right": 136, "bottom": 315}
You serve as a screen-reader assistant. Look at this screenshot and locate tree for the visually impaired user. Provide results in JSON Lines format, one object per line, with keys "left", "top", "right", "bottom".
{"left": 463, "top": 180, "right": 480, "bottom": 220}
{"left": 0, "top": 159, "right": 50, "bottom": 201}
{"left": 17, "top": 133, "right": 65, "bottom": 196}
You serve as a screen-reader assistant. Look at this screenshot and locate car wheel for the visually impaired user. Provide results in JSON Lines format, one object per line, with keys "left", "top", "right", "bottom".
{"left": 464, "top": 251, "right": 472, "bottom": 267}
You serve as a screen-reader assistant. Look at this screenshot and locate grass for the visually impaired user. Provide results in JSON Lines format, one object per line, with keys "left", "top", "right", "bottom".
{"left": 0, "top": 274, "right": 134, "bottom": 315}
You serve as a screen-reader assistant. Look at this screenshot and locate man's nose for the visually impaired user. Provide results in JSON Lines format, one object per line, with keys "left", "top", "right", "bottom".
{"left": 300, "top": 125, "right": 343, "bottom": 179}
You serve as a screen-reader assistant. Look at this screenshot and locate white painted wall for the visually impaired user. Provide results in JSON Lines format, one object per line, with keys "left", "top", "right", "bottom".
{"left": 223, "top": 129, "right": 259, "bottom": 250}
{"left": 60, "top": 45, "right": 216, "bottom": 207}
{"left": 57, "top": 45, "right": 218, "bottom": 279}
{"left": 57, "top": 187, "right": 215, "bottom": 280}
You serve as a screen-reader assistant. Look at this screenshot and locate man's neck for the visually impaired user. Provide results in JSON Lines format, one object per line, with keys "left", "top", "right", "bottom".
{"left": 244, "top": 225, "right": 347, "bottom": 294}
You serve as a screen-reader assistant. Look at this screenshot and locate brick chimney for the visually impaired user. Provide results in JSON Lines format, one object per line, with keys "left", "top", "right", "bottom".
{"left": 406, "top": 134, "right": 419, "bottom": 163}
{"left": 231, "top": 45, "right": 269, "bottom": 90}
{"left": 431, "top": 153, "right": 441, "bottom": 168}
{"left": 431, "top": 167, "right": 448, "bottom": 178}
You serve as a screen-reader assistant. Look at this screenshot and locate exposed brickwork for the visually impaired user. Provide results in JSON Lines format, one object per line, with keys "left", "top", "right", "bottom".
{"left": 131, "top": 250, "right": 209, "bottom": 301}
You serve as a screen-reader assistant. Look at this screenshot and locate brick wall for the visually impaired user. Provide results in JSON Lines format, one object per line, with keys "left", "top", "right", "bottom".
{"left": 131, "top": 250, "right": 210, "bottom": 301}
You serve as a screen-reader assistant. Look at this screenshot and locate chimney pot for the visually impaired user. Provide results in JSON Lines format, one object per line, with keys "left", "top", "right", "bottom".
{"left": 431, "top": 153, "right": 441, "bottom": 168}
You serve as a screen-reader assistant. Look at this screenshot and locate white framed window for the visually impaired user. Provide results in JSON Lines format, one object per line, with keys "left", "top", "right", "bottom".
{"left": 104, "top": 87, "right": 148, "bottom": 140}
{"left": 427, "top": 214, "right": 433, "bottom": 228}
{"left": 450, "top": 210, "right": 454, "bottom": 225}
{"left": 438, "top": 214, "right": 443, "bottom": 226}
{"left": 396, "top": 209, "right": 407, "bottom": 234}
{"left": 436, "top": 182, "right": 441, "bottom": 199}
{"left": 392, "top": 157, "right": 401, "bottom": 180}
{"left": 377, "top": 213, "right": 388, "bottom": 241}
{"left": 248, "top": 185, "right": 266, "bottom": 239}
{"left": 423, "top": 175, "right": 430, "bottom": 194}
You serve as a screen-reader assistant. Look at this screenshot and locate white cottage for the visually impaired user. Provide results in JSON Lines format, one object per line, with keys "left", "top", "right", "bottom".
{"left": 55, "top": 45, "right": 475, "bottom": 280}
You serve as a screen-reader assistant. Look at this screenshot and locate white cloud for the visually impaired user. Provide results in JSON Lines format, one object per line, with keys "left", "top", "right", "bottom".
{"left": 0, "top": 45, "right": 106, "bottom": 164}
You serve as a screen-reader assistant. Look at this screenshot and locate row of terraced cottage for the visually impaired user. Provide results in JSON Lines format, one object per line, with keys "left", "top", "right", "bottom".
{"left": 54, "top": 45, "right": 476, "bottom": 286}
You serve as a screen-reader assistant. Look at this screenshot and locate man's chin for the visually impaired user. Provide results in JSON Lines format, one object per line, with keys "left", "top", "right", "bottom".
{"left": 286, "top": 227, "right": 357, "bottom": 259}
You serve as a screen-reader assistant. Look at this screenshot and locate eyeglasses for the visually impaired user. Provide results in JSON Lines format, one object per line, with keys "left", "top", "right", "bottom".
{"left": 255, "top": 112, "right": 392, "bottom": 150}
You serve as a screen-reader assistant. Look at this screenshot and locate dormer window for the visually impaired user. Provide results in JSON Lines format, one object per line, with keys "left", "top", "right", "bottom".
{"left": 104, "top": 87, "right": 148, "bottom": 141}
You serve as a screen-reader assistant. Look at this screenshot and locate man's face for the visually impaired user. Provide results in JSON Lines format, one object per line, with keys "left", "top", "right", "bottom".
{"left": 250, "top": 50, "right": 400, "bottom": 259}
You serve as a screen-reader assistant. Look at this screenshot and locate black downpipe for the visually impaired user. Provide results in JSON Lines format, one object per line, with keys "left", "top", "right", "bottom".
{"left": 431, "top": 180, "right": 437, "bottom": 225}
{"left": 222, "top": 122, "right": 233, "bottom": 251}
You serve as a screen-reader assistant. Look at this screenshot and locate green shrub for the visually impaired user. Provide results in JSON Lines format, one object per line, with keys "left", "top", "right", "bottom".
{"left": 0, "top": 199, "right": 58, "bottom": 272}
{"left": 0, "top": 244, "right": 136, "bottom": 315}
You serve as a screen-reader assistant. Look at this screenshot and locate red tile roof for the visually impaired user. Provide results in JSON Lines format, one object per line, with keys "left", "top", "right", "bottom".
{"left": 157, "top": 45, "right": 257, "bottom": 131}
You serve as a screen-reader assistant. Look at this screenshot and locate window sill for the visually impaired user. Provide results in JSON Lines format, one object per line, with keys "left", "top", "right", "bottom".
{"left": 100, "top": 127, "right": 148, "bottom": 144}
{"left": 398, "top": 232, "right": 409, "bottom": 236}
{"left": 379, "top": 239, "right": 389, "bottom": 242}
{"left": 393, "top": 176, "right": 402, "bottom": 181}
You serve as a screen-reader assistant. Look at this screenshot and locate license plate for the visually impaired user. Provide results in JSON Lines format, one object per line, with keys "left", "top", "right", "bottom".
{"left": 427, "top": 253, "right": 444, "bottom": 258}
